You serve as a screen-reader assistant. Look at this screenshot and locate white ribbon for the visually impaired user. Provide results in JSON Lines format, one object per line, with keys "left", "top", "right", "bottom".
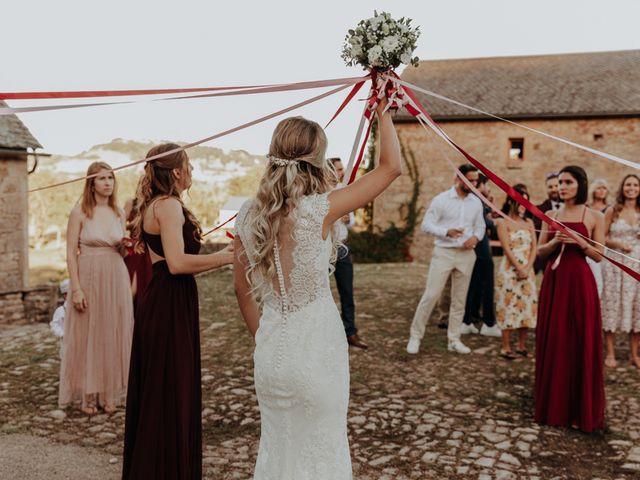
{"left": 397, "top": 79, "right": 640, "bottom": 171}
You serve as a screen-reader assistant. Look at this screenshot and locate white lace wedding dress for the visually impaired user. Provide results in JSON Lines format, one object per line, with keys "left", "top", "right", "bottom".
{"left": 235, "top": 192, "right": 352, "bottom": 480}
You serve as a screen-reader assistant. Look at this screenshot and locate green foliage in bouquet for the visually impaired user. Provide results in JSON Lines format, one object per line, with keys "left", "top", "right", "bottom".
{"left": 342, "top": 11, "right": 421, "bottom": 71}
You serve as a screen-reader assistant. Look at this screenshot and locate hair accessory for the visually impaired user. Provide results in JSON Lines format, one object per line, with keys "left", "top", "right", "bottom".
{"left": 267, "top": 154, "right": 299, "bottom": 167}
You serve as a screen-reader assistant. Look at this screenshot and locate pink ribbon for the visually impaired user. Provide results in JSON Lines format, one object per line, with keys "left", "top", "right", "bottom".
{"left": 29, "top": 82, "right": 356, "bottom": 193}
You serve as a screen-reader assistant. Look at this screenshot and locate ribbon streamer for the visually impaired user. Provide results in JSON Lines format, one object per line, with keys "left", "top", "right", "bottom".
{"left": 415, "top": 114, "right": 640, "bottom": 266}
{"left": 397, "top": 79, "right": 640, "bottom": 172}
{"left": 1, "top": 76, "right": 367, "bottom": 116}
{"left": 398, "top": 80, "right": 640, "bottom": 281}
{"left": 0, "top": 85, "right": 265, "bottom": 100}
{"left": 29, "top": 82, "right": 354, "bottom": 192}
{"left": 203, "top": 213, "right": 237, "bottom": 237}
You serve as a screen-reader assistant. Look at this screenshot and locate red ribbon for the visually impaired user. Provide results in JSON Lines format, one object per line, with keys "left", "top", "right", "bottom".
{"left": 0, "top": 85, "right": 266, "bottom": 100}
{"left": 325, "top": 79, "right": 367, "bottom": 128}
{"left": 203, "top": 213, "right": 237, "bottom": 237}
{"left": 399, "top": 80, "right": 640, "bottom": 282}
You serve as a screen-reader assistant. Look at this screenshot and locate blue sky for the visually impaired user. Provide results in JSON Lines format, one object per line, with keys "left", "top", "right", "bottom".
{"left": 3, "top": 0, "right": 639, "bottom": 158}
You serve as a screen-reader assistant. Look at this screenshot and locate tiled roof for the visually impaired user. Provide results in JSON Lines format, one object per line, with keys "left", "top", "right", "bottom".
{"left": 0, "top": 100, "right": 42, "bottom": 149}
{"left": 397, "top": 50, "right": 640, "bottom": 121}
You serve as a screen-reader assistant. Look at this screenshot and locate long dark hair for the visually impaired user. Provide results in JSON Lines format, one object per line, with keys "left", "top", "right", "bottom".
{"left": 559, "top": 165, "right": 588, "bottom": 205}
{"left": 502, "top": 184, "right": 530, "bottom": 217}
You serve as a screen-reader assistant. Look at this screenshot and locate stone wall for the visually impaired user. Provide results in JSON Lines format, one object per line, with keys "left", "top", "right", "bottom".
{"left": 0, "top": 154, "right": 29, "bottom": 293}
{"left": 0, "top": 285, "right": 58, "bottom": 325}
{"left": 374, "top": 116, "right": 640, "bottom": 263}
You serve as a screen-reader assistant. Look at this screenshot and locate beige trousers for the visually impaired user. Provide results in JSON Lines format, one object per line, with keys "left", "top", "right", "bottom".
{"left": 410, "top": 246, "right": 476, "bottom": 343}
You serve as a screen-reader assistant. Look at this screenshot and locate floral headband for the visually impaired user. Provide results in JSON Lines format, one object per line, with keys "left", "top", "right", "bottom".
{"left": 267, "top": 154, "right": 325, "bottom": 169}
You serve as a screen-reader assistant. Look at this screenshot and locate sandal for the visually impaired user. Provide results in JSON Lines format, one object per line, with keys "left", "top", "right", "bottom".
{"left": 103, "top": 405, "right": 117, "bottom": 414}
{"left": 629, "top": 357, "right": 640, "bottom": 369}
{"left": 605, "top": 356, "right": 617, "bottom": 368}
{"left": 500, "top": 350, "right": 517, "bottom": 360}
{"left": 81, "top": 406, "right": 97, "bottom": 415}
{"left": 515, "top": 349, "right": 528, "bottom": 357}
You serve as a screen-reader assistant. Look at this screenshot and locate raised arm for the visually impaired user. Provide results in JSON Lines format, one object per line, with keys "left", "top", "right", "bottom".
{"left": 155, "top": 198, "right": 233, "bottom": 275}
{"left": 233, "top": 235, "right": 260, "bottom": 338}
{"left": 66, "top": 205, "right": 87, "bottom": 312}
{"left": 323, "top": 98, "right": 402, "bottom": 237}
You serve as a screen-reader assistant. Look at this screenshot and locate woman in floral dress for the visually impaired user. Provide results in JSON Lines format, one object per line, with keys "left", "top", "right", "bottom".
{"left": 601, "top": 173, "right": 640, "bottom": 368}
{"left": 495, "top": 185, "right": 538, "bottom": 359}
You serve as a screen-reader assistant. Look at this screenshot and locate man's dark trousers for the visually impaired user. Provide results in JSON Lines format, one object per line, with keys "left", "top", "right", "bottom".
{"left": 334, "top": 245, "right": 356, "bottom": 336}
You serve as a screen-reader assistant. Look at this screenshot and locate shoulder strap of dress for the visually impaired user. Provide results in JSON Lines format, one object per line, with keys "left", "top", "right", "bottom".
{"left": 581, "top": 205, "right": 588, "bottom": 222}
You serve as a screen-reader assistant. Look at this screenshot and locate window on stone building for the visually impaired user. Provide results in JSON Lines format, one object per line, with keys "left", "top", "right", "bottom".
{"left": 508, "top": 138, "right": 524, "bottom": 169}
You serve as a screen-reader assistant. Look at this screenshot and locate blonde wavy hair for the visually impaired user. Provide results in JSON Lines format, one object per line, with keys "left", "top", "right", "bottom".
{"left": 245, "top": 116, "right": 339, "bottom": 295}
{"left": 130, "top": 143, "right": 202, "bottom": 250}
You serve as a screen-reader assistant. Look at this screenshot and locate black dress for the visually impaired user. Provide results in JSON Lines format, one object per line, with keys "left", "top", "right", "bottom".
{"left": 123, "top": 216, "right": 202, "bottom": 479}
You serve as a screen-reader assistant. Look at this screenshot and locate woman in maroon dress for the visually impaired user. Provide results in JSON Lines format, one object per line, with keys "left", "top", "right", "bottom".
{"left": 535, "top": 165, "right": 606, "bottom": 432}
{"left": 123, "top": 144, "right": 233, "bottom": 479}
{"left": 123, "top": 196, "right": 152, "bottom": 308}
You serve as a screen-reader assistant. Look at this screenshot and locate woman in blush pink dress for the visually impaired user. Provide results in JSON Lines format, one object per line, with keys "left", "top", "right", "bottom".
{"left": 59, "top": 161, "right": 134, "bottom": 415}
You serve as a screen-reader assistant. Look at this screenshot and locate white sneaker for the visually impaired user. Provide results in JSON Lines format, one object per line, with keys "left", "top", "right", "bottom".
{"left": 448, "top": 340, "right": 471, "bottom": 354}
{"left": 480, "top": 324, "right": 502, "bottom": 338}
{"left": 460, "top": 323, "right": 479, "bottom": 335}
{"left": 406, "top": 338, "right": 421, "bottom": 354}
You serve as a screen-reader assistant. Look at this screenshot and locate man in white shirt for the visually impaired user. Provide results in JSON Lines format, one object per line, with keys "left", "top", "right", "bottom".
{"left": 407, "top": 164, "right": 486, "bottom": 355}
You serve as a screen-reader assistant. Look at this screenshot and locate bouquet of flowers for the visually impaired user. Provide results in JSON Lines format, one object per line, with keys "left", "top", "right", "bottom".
{"left": 341, "top": 11, "right": 420, "bottom": 71}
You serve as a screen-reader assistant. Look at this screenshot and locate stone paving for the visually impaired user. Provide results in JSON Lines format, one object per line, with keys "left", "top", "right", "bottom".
{"left": 1, "top": 263, "right": 639, "bottom": 479}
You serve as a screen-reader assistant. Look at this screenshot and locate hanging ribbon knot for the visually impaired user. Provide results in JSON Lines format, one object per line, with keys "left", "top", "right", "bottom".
{"left": 366, "top": 70, "right": 411, "bottom": 116}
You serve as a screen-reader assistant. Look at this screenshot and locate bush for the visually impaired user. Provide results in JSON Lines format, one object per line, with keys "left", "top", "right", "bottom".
{"left": 348, "top": 138, "right": 423, "bottom": 263}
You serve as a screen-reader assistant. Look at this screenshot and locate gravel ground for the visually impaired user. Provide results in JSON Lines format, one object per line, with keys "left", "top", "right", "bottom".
{"left": 1, "top": 263, "right": 639, "bottom": 479}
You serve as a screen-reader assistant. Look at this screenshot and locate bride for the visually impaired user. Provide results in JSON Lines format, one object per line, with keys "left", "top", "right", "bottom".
{"left": 233, "top": 95, "right": 401, "bottom": 479}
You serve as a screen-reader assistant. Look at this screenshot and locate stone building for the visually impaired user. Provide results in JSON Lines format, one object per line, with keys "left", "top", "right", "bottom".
{"left": 0, "top": 100, "right": 57, "bottom": 324}
{"left": 376, "top": 50, "right": 640, "bottom": 263}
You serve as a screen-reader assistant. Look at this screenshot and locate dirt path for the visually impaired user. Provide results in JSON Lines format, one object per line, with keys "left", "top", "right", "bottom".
{"left": 0, "top": 434, "right": 119, "bottom": 479}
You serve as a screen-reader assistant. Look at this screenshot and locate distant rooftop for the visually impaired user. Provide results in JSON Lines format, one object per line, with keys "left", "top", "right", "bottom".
{"left": 397, "top": 50, "right": 640, "bottom": 121}
{"left": 0, "top": 100, "right": 42, "bottom": 150}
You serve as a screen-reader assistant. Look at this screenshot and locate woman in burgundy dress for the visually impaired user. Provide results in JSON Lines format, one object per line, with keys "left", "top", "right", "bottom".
{"left": 123, "top": 196, "right": 152, "bottom": 308}
{"left": 123, "top": 144, "right": 233, "bottom": 479}
{"left": 535, "top": 165, "right": 606, "bottom": 432}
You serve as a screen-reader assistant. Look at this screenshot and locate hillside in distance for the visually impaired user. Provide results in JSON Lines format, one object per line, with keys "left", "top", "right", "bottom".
{"left": 29, "top": 138, "right": 264, "bottom": 246}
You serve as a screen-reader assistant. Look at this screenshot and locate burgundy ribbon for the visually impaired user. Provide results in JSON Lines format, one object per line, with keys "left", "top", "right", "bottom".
{"left": 399, "top": 80, "right": 640, "bottom": 282}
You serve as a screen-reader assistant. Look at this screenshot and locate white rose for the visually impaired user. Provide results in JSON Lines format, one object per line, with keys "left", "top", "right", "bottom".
{"left": 381, "top": 23, "right": 390, "bottom": 35}
{"left": 367, "top": 45, "right": 384, "bottom": 66}
{"left": 348, "top": 36, "right": 362, "bottom": 46}
{"left": 400, "top": 51, "right": 412, "bottom": 65}
{"left": 368, "top": 15, "right": 383, "bottom": 30}
{"left": 351, "top": 45, "right": 363, "bottom": 57}
{"left": 382, "top": 36, "right": 400, "bottom": 53}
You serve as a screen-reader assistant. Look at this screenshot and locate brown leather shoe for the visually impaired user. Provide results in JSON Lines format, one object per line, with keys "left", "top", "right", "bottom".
{"left": 347, "top": 334, "right": 369, "bottom": 350}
